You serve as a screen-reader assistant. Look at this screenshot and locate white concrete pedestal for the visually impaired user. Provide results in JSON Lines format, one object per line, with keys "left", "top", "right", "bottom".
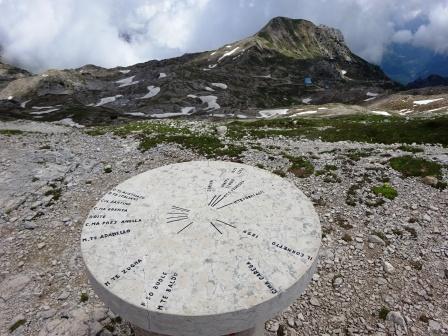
{"left": 81, "top": 161, "right": 320, "bottom": 336}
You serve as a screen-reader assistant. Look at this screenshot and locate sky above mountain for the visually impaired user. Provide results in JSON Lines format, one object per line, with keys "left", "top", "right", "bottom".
{"left": 0, "top": 0, "right": 447, "bottom": 74}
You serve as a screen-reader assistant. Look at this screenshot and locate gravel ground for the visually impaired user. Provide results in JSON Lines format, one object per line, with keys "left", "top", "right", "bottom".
{"left": 0, "top": 120, "right": 447, "bottom": 336}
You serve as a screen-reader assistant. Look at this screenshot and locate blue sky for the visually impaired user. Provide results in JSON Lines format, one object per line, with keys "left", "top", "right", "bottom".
{"left": 0, "top": 0, "right": 447, "bottom": 72}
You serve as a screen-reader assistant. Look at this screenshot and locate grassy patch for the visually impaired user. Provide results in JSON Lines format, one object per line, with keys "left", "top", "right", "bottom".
{"left": 372, "top": 183, "right": 398, "bottom": 200}
{"left": 44, "top": 187, "right": 62, "bottom": 201}
{"left": 390, "top": 156, "right": 443, "bottom": 178}
{"left": 0, "top": 129, "right": 24, "bottom": 136}
{"left": 398, "top": 145, "right": 424, "bottom": 153}
{"left": 80, "top": 293, "right": 89, "bottom": 303}
{"left": 335, "top": 216, "right": 354, "bottom": 230}
{"left": 410, "top": 260, "right": 423, "bottom": 271}
{"left": 228, "top": 115, "right": 448, "bottom": 146}
{"left": 379, "top": 307, "right": 390, "bottom": 320}
{"left": 273, "top": 169, "right": 286, "bottom": 177}
{"left": 9, "top": 319, "right": 26, "bottom": 333}
{"left": 140, "top": 134, "right": 245, "bottom": 158}
{"left": 284, "top": 154, "right": 314, "bottom": 178}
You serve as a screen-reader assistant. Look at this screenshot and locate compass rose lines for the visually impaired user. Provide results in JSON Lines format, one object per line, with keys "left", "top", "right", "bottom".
{"left": 209, "top": 219, "right": 237, "bottom": 234}
{"left": 177, "top": 222, "right": 193, "bottom": 234}
{"left": 208, "top": 180, "right": 245, "bottom": 208}
{"left": 216, "top": 190, "right": 264, "bottom": 210}
{"left": 209, "top": 222, "right": 222, "bottom": 234}
{"left": 166, "top": 206, "right": 191, "bottom": 224}
{"left": 215, "top": 219, "right": 236, "bottom": 229}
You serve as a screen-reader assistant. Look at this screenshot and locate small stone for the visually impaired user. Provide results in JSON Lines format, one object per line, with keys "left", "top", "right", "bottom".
{"left": 37, "top": 243, "right": 46, "bottom": 249}
{"left": 266, "top": 320, "right": 280, "bottom": 332}
{"left": 422, "top": 176, "right": 438, "bottom": 186}
{"left": 423, "top": 214, "right": 431, "bottom": 222}
{"left": 386, "top": 311, "right": 407, "bottom": 331}
{"left": 23, "top": 222, "right": 37, "bottom": 230}
{"left": 57, "top": 291, "right": 70, "bottom": 300}
{"left": 312, "top": 274, "right": 320, "bottom": 281}
{"left": 382, "top": 261, "right": 395, "bottom": 274}
{"left": 368, "top": 235, "right": 386, "bottom": 246}
{"left": 428, "top": 320, "right": 441, "bottom": 332}
{"left": 310, "top": 297, "right": 320, "bottom": 306}
{"left": 333, "top": 276, "right": 343, "bottom": 287}
{"left": 216, "top": 126, "right": 228, "bottom": 137}
{"left": 40, "top": 309, "right": 56, "bottom": 320}
{"left": 287, "top": 317, "right": 295, "bottom": 327}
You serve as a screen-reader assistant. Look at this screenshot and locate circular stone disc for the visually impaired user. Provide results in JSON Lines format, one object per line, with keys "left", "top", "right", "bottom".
{"left": 81, "top": 161, "right": 321, "bottom": 336}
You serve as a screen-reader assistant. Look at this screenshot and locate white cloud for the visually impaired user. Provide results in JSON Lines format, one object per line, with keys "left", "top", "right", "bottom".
{"left": 0, "top": 0, "right": 447, "bottom": 72}
{"left": 412, "top": 3, "right": 448, "bottom": 54}
{"left": 392, "top": 30, "right": 413, "bottom": 44}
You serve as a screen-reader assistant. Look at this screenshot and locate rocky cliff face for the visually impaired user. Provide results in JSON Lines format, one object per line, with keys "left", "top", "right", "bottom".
{"left": 0, "top": 17, "right": 397, "bottom": 124}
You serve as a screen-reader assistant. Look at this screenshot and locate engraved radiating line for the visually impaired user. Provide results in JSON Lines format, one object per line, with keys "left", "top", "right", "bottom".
{"left": 166, "top": 215, "right": 189, "bottom": 219}
{"left": 216, "top": 202, "right": 233, "bottom": 210}
{"left": 208, "top": 195, "right": 218, "bottom": 206}
{"left": 211, "top": 194, "right": 225, "bottom": 207}
{"left": 167, "top": 218, "right": 189, "bottom": 223}
{"left": 167, "top": 212, "right": 189, "bottom": 216}
{"left": 216, "top": 219, "right": 236, "bottom": 228}
{"left": 210, "top": 222, "right": 222, "bottom": 234}
{"left": 171, "top": 206, "right": 190, "bottom": 212}
{"left": 177, "top": 222, "right": 193, "bottom": 234}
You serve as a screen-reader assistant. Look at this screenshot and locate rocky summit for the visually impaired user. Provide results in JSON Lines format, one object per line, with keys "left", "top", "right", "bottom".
{"left": 0, "top": 17, "right": 398, "bottom": 124}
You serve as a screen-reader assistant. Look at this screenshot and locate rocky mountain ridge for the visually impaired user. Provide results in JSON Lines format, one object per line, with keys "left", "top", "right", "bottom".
{"left": 0, "top": 17, "right": 399, "bottom": 124}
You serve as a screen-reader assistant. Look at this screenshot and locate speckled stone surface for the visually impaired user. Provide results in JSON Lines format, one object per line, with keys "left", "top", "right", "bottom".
{"left": 81, "top": 161, "right": 321, "bottom": 336}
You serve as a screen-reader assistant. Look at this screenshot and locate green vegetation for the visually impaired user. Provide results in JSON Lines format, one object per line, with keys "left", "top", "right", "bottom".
{"left": 283, "top": 154, "right": 314, "bottom": 178}
{"left": 372, "top": 183, "right": 398, "bottom": 200}
{"left": 87, "top": 121, "right": 245, "bottom": 158}
{"left": 410, "top": 260, "right": 423, "bottom": 271}
{"left": 390, "top": 156, "right": 443, "bottom": 178}
{"left": 140, "top": 134, "right": 245, "bottom": 158}
{"left": 80, "top": 292, "right": 89, "bottom": 303}
{"left": 104, "top": 166, "right": 112, "bottom": 174}
{"left": 335, "top": 216, "right": 354, "bottom": 230}
{"left": 227, "top": 115, "right": 448, "bottom": 146}
{"left": 44, "top": 187, "right": 62, "bottom": 201}
{"left": 341, "top": 233, "right": 352, "bottom": 242}
{"left": 9, "top": 319, "right": 26, "bottom": 333}
{"left": 273, "top": 169, "right": 286, "bottom": 177}
{"left": 0, "top": 129, "right": 23, "bottom": 136}
{"left": 398, "top": 145, "right": 424, "bottom": 153}
{"left": 379, "top": 307, "right": 390, "bottom": 320}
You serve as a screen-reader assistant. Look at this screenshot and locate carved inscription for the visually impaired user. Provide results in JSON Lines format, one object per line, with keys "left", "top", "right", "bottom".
{"left": 82, "top": 229, "right": 131, "bottom": 242}
{"left": 141, "top": 271, "right": 178, "bottom": 311}
{"left": 156, "top": 273, "right": 178, "bottom": 311}
{"left": 272, "top": 242, "right": 313, "bottom": 261}
{"left": 104, "top": 259, "right": 143, "bottom": 287}
{"left": 246, "top": 261, "right": 278, "bottom": 294}
{"left": 108, "top": 188, "right": 145, "bottom": 201}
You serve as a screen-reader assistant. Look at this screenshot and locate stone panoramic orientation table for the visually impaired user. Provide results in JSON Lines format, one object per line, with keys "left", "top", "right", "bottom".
{"left": 81, "top": 161, "right": 321, "bottom": 336}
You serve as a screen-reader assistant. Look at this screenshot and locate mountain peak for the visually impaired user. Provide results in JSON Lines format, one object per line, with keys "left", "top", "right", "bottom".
{"left": 253, "top": 17, "right": 351, "bottom": 61}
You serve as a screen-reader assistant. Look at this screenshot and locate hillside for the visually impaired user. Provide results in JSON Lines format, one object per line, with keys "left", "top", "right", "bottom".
{"left": 0, "top": 17, "right": 399, "bottom": 125}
